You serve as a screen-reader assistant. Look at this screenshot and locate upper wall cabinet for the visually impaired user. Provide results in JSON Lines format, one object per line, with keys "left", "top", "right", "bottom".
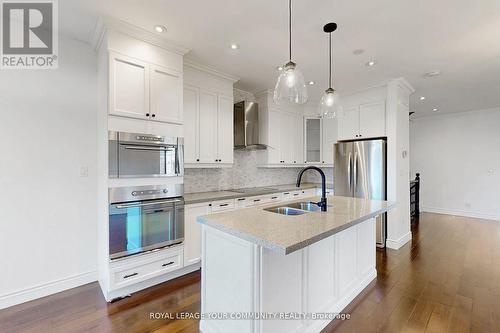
{"left": 256, "top": 92, "right": 304, "bottom": 167}
{"left": 183, "top": 63, "right": 238, "bottom": 168}
{"left": 338, "top": 101, "right": 385, "bottom": 141}
{"left": 109, "top": 51, "right": 183, "bottom": 124}
{"left": 304, "top": 117, "right": 338, "bottom": 166}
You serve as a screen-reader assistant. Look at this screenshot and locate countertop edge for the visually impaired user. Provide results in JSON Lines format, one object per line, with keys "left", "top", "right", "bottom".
{"left": 184, "top": 183, "right": 329, "bottom": 205}
{"left": 198, "top": 201, "right": 397, "bottom": 255}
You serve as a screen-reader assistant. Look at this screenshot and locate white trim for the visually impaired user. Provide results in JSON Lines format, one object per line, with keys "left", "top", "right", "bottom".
{"left": 92, "top": 16, "right": 190, "bottom": 55}
{"left": 421, "top": 206, "right": 500, "bottom": 222}
{"left": 0, "top": 271, "right": 97, "bottom": 310}
{"left": 386, "top": 231, "right": 412, "bottom": 250}
{"left": 184, "top": 58, "right": 239, "bottom": 83}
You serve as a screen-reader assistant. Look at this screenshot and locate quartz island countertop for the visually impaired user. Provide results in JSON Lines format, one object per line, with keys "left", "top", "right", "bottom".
{"left": 197, "top": 195, "right": 396, "bottom": 255}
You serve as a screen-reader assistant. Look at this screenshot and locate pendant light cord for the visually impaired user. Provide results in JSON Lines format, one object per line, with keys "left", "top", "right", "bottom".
{"left": 288, "top": 0, "right": 292, "bottom": 62}
{"left": 329, "top": 32, "right": 332, "bottom": 88}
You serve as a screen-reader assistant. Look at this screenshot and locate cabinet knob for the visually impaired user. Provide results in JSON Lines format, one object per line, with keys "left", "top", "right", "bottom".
{"left": 215, "top": 159, "right": 218, "bottom": 162}
{"left": 196, "top": 159, "right": 200, "bottom": 162}
{"left": 151, "top": 114, "right": 156, "bottom": 118}
{"left": 146, "top": 113, "right": 150, "bottom": 117}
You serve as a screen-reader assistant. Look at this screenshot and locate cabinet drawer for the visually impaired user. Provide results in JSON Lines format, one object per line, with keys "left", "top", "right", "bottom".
{"left": 110, "top": 250, "right": 182, "bottom": 290}
{"left": 211, "top": 199, "right": 235, "bottom": 212}
{"left": 235, "top": 197, "right": 249, "bottom": 208}
{"left": 247, "top": 195, "right": 269, "bottom": 206}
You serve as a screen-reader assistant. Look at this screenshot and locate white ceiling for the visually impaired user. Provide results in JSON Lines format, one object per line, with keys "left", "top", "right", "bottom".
{"left": 61, "top": 0, "right": 500, "bottom": 117}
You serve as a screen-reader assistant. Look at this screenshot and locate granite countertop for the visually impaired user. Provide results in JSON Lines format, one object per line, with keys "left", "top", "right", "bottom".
{"left": 197, "top": 196, "right": 395, "bottom": 255}
{"left": 183, "top": 183, "right": 332, "bottom": 205}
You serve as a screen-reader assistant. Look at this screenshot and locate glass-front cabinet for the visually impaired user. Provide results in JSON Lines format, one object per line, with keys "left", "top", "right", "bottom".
{"left": 304, "top": 118, "right": 322, "bottom": 164}
{"left": 303, "top": 116, "right": 338, "bottom": 166}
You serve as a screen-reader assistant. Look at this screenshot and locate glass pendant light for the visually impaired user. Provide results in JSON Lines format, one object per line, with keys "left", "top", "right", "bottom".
{"left": 319, "top": 22, "right": 341, "bottom": 118}
{"left": 273, "top": 0, "right": 308, "bottom": 105}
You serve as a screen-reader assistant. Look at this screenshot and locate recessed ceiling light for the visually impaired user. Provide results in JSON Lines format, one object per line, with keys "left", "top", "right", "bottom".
{"left": 432, "top": 108, "right": 438, "bottom": 111}
{"left": 366, "top": 60, "right": 377, "bottom": 67}
{"left": 276, "top": 66, "right": 283, "bottom": 71}
{"left": 154, "top": 25, "right": 166, "bottom": 33}
{"left": 230, "top": 43, "right": 239, "bottom": 50}
{"left": 308, "top": 81, "right": 315, "bottom": 85}
{"left": 424, "top": 70, "right": 441, "bottom": 78}
{"left": 353, "top": 49, "right": 364, "bottom": 55}
{"left": 420, "top": 96, "right": 426, "bottom": 101}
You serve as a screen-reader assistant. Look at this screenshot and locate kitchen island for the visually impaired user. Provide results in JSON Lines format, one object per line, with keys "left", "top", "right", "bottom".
{"left": 197, "top": 195, "right": 395, "bottom": 333}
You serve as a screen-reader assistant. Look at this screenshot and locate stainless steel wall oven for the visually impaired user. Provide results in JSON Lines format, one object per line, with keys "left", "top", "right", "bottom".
{"left": 108, "top": 185, "right": 184, "bottom": 260}
{"left": 109, "top": 131, "right": 184, "bottom": 178}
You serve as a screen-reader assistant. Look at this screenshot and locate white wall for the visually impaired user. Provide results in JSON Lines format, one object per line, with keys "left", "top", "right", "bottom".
{"left": 410, "top": 108, "right": 500, "bottom": 220}
{"left": 0, "top": 37, "right": 97, "bottom": 308}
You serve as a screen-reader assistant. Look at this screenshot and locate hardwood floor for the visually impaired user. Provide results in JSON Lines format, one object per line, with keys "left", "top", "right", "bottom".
{"left": 1, "top": 213, "right": 499, "bottom": 333}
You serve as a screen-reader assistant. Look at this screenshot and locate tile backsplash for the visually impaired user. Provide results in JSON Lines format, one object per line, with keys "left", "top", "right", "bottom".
{"left": 184, "top": 150, "right": 333, "bottom": 193}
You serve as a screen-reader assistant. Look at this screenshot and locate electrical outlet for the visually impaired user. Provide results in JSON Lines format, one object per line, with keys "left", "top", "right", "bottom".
{"left": 80, "top": 166, "right": 89, "bottom": 177}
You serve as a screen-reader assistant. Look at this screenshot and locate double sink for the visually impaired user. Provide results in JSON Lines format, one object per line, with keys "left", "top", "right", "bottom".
{"left": 264, "top": 202, "right": 321, "bottom": 216}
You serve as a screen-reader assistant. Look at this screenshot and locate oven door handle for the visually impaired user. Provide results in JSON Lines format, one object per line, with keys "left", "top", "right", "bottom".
{"left": 115, "top": 199, "right": 182, "bottom": 209}
{"left": 122, "top": 145, "right": 174, "bottom": 152}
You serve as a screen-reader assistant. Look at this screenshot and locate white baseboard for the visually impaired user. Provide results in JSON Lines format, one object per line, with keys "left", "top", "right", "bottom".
{"left": 421, "top": 206, "right": 500, "bottom": 221}
{"left": 386, "top": 231, "right": 412, "bottom": 250}
{"left": 0, "top": 270, "right": 97, "bottom": 310}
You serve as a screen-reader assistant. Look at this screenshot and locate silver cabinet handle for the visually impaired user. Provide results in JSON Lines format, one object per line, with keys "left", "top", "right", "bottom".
{"left": 116, "top": 199, "right": 182, "bottom": 209}
{"left": 122, "top": 145, "right": 173, "bottom": 151}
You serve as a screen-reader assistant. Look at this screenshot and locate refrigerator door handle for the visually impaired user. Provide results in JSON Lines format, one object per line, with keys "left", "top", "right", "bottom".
{"left": 353, "top": 151, "right": 358, "bottom": 193}
{"left": 347, "top": 152, "right": 352, "bottom": 191}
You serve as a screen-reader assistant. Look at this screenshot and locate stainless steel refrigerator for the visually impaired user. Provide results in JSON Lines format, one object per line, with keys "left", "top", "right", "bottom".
{"left": 334, "top": 139, "right": 387, "bottom": 247}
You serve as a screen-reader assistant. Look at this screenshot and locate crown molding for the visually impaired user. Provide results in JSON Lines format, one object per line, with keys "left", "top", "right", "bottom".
{"left": 91, "top": 16, "right": 190, "bottom": 55}
{"left": 184, "top": 58, "right": 239, "bottom": 83}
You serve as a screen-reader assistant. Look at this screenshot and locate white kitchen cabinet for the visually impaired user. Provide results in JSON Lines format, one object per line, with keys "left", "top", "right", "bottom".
{"left": 359, "top": 101, "right": 385, "bottom": 138}
{"left": 260, "top": 108, "right": 303, "bottom": 166}
{"left": 183, "top": 64, "right": 237, "bottom": 168}
{"left": 184, "top": 202, "right": 212, "bottom": 266}
{"left": 150, "top": 64, "right": 183, "bottom": 124}
{"left": 304, "top": 117, "right": 337, "bottom": 166}
{"left": 109, "top": 53, "right": 149, "bottom": 120}
{"left": 199, "top": 90, "right": 218, "bottom": 163}
{"left": 217, "top": 95, "right": 234, "bottom": 164}
{"left": 321, "top": 117, "right": 338, "bottom": 165}
{"left": 109, "top": 52, "right": 182, "bottom": 125}
{"left": 338, "top": 101, "right": 385, "bottom": 140}
{"left": 339, "top": 106, "right": 359, "bottom": 141}
{"left": 183, "top": 86, "right": 199, "bottom": 164}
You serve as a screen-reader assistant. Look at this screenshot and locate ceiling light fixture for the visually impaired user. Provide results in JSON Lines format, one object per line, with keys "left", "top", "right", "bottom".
{"left": 154, "top": 25, "right": 166, "bottom": 33}
{"left": 273, "top": 0, "right": 308, "bottom": 105}
{"left": 308, "top": 81, "right": 315, "bottom": 85}
{"left": 230, "top": 43, "right": 239, "bottom": 50}
{"left": 319, "top": 22, "right": 341, "bottom": 119}
{"left": 420, "top": 96, "right": 426, "bottom": 101}
{"left": 432, "top": 108, "right": 438, "bottom": 111}
{"left": 277, "top": 66, "right": 283, "bottom": 71}
{"left": 366, "top": 60, "right": 377, "bottom": 67}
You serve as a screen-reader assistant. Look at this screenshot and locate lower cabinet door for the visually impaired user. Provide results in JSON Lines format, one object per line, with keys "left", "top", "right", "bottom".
{"left": 184, "top": 202, "right": 212, "bottom": 265}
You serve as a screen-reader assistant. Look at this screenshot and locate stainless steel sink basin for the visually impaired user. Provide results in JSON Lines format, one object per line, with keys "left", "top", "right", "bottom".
{"left": 263, "top": 207, "right": 307, "bottom": 215}
{"left": 286, "top": 202, "right": 321, "bottom": 212}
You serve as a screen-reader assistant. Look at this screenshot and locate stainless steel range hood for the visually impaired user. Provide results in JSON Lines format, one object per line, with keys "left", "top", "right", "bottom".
{"left": 234, "top": 101, "right": 267, "bottom": 150}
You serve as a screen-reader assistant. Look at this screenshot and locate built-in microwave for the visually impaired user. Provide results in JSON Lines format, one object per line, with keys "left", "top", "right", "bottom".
{"left": 109, "top": 131, "right": 184, "bottom": 178}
